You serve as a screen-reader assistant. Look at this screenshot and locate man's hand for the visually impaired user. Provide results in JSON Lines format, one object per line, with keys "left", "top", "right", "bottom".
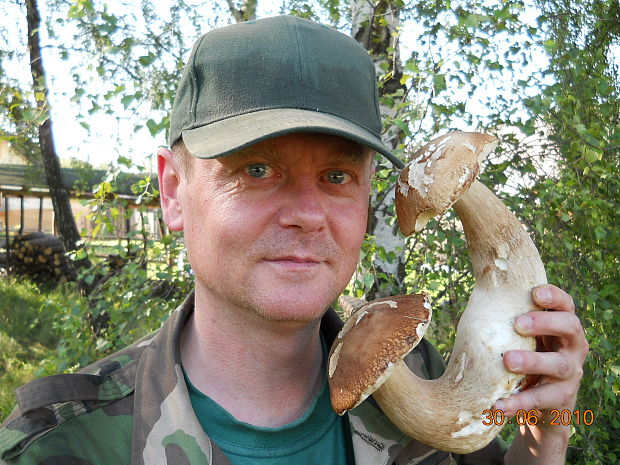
{"left": 499, "top": 284, "right": 589, "bottom": 464}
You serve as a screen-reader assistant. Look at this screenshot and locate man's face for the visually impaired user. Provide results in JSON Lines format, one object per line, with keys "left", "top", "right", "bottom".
{"left": 167, "top": 133, "right": 373, "bottom": 322}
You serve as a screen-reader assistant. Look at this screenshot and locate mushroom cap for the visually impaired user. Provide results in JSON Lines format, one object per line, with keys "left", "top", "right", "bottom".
{"left": 396, "top": 132, "right": 498, "bottom": 236}
{"left": 328, "top": 294, "right": 432, "bottom": 415}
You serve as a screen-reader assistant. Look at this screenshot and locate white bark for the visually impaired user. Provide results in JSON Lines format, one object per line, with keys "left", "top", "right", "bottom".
{"left": 351, "top": 0, "right": 406, "bottom": 291}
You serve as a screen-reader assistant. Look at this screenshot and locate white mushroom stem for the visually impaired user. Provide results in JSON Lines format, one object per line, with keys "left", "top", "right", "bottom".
{"left": 373, "top": 180, "right": 547, "bottom": 454}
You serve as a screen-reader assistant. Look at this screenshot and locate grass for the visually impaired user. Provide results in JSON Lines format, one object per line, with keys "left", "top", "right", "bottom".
{"left": 0, "top": 275, "right": 77, "bottom": 421}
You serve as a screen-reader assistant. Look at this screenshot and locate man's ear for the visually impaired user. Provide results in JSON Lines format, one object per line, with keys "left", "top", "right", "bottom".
{"left": 157, "top": 147, "right": 184, "bottom": 231}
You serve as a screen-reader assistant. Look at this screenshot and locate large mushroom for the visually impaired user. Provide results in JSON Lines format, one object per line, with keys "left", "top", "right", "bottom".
{"left": 328, "top": 131, "right": 547, "bottom": 454}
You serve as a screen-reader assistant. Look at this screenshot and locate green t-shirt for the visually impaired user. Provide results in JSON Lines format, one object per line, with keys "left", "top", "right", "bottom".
{"left": 184, "top": 333, "right": 353, "bottom": 465}
{"left": 185, "top": 371, "right": 353, "bottom": 465}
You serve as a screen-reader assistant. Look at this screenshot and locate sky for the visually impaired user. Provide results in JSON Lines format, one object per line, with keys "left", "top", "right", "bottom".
{"left": 4, "top": 1, "right": 286, "bottom": 169}
{"left": 2, "top": 0, "right": 559, "bottom": 170}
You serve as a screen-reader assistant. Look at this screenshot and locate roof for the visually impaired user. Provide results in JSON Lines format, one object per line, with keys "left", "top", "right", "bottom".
{"left": 0, "top": 164, "right": 159, "bottom": 201}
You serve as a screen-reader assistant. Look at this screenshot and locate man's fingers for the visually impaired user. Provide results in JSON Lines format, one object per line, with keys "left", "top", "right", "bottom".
{"left": 515, "top": 311, "right": 586, "bottom": 344}
{"left": 494, "top": 381, "right": 578, "bottom": 416}
{"left": 503, "top": 350, "right": 581, "bottom": 380}
{"left": 532, "top": 284, "right": 575, "bottom": 313}
{"left": 493, "top": 284, "right": 590, "bottom": 433}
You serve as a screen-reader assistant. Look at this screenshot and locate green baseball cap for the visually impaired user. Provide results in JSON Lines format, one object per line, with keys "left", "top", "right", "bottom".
{"left": 169, "top": 15, "right": 403, "bottom": 168}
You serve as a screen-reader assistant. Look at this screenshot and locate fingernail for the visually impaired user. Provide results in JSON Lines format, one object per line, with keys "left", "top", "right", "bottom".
{"left": 535, "top": 287, "right": 552, "bottom": 304}
{"left": 509, "top": 352, "right": 524, "bottom": 370}
{"left": 494, "top": 400, "right": 505, "bottom": 411}
{"left": 516, "top": 315, "right": 533, "bottom": 334}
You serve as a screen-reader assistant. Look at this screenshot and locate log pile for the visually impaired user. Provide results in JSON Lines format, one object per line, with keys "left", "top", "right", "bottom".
{"left": 10, "top": 232, "right": 76, "bottom": 282}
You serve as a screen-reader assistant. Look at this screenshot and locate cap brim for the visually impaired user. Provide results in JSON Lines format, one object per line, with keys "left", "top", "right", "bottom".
{"left": 181, "top": 108, "right": 404, "bottom": 169}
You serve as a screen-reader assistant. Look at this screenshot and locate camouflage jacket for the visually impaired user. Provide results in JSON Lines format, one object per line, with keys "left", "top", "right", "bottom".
{"left": 0, "top": 292, "right": 506, "bottom": 465}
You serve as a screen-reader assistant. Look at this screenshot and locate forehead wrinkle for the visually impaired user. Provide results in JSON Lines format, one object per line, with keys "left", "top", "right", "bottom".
{"left": 330, "top": 147, "right": 373, "bottom": 166}
{"left": 234, "top": 140, "right": 372, "bottom": 167}
{"left": 235, "top": 145, "right": 283, "bottom": 164}
{"left": 321, "top": 138, "right": 374, "bottom": 166}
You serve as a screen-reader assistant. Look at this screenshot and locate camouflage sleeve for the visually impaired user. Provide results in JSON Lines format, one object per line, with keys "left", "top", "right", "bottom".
{"left": 0, "top": 395, "right": 133, "bottom": 465}
{"left": 0, "top": 359, "right": 136, "bottom": 464}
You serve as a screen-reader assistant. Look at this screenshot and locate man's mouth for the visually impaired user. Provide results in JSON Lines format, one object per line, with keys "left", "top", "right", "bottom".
{"left": 264, "top": 256, "right": 324, "bottom": 270}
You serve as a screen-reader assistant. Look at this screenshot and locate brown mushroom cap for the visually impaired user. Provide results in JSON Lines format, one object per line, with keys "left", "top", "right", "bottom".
{"left": 328, "top": 294, "right": 432, "bottom": 415}
{"left": 396, "top": 132, "right": 498, "bottom": 236}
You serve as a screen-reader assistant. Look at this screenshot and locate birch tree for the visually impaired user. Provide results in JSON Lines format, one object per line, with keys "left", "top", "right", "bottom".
{"left": 351, "top": 0, "right": 408, "bottom": 300}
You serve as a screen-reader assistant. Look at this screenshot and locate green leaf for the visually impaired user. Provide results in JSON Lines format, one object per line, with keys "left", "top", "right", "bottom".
{"left": 584, "top": 148, "right": 600, "bottom": 163}
{"left": 121, "top": 94, "right": 134, "bottom": 109}
{"left": 117, "top": 156, "right": 132, "bottom": 167}
{"left": 542, "top": 39, "right": 556, "bottom": 52}
{"left": 138, "top": 55, "right": 156, "bottom": 66}
{"left": 146, "top": 119, "right": 159, "bottom": 136}
{"left": 400, "top": 73, "right": 413, "bottom": 85}
{"left": 463, "top": 13, "right": 489, "bottom": 28}
{"left": 433, "top": 74, "right": 447, "bottom": 94}
{"left": 95, "top": 338, "right": 110, "bottom": 352}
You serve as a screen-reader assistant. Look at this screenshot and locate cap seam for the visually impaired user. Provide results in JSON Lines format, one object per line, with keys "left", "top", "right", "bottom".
{"left": 190, "top": 34, "right": 209, "bottom": 129}
{"left": 290, "top": 17, "right": 305, "bottom": 107}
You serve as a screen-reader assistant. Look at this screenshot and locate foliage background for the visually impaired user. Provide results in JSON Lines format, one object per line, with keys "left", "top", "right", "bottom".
{"left": 1, "top": 1, "right": 618, "bottom": 464}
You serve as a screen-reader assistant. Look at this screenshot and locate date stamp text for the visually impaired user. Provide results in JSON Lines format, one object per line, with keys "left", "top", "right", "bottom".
{"left": 482, "top": 409, "right": 595, "bottom": 426}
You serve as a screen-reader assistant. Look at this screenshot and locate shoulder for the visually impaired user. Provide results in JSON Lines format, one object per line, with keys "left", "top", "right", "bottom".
{"left": 0, "top": 332, "right": 156, "bottom": 463}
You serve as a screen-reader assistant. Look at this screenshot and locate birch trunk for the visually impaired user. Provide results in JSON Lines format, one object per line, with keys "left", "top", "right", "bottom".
{"left": 352, "top": 0, "right": 407, "bottom": 299}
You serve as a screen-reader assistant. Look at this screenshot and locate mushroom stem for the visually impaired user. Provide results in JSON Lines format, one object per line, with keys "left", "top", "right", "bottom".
{"left": 373, "top": 180, "right": 547, "bottom": 454}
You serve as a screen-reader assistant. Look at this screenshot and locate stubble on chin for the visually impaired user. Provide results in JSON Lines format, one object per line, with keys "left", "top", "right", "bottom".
{"left": 197, "top": 271, "right": 343, "bottom": 323}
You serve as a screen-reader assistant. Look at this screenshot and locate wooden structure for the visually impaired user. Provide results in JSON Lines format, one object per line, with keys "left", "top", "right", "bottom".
{"left": 0, "top": 163, "right": 162, "bottom": 272}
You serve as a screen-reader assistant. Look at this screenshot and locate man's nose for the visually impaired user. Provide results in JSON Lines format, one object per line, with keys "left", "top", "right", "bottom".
{"left": 278, "top": 178, "right": 327, "bottom": 233}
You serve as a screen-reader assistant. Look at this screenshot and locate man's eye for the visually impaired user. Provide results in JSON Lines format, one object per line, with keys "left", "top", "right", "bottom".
{"left": 244, "top": 164, "right": 273, "bottom": 178}
{"left": 326, "top": 170, "right": 350, "bottom": 184}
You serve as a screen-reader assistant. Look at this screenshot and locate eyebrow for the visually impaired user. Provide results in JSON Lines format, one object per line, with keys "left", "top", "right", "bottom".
{"left": 237, "top": 141, "right": 373, "bottom": 165}
{"left": 236, "top": 145, "right": 283, "bottom": 164}
{"left": 332, "top": 144, "right": 374, "bottom": 164}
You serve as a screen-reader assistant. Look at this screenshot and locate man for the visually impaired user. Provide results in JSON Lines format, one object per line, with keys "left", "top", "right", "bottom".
{"left": 0, "top": 15, "right": 587, "bottom": 465}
